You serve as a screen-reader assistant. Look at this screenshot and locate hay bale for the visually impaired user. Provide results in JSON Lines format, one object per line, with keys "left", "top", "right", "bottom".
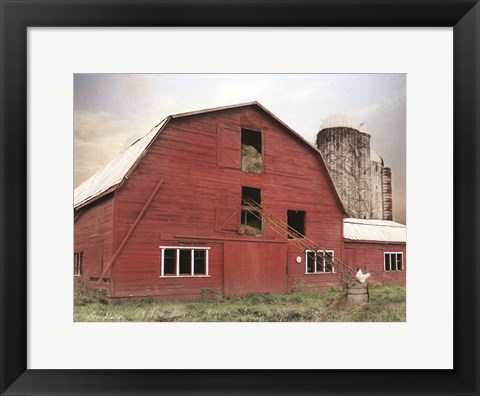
{"left": 239, "top": 224, "right": 263, "bottom": 236}
{"left": 242, "top": 144, "right": 263, "bottom": 174}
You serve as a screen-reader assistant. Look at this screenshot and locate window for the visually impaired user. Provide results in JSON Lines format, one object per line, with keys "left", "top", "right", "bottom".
{"left": 305, "top": 250, "right": 335, "bottom": 274}
{"left": 384, "top": 252, "right": 403, "bottom": 271}
{"left": 74, "top": 252, "right": 83, "bottom": 276}
{"left": 160, "top": 247, "right": 210, "bottom": 277}
{"left": 240, "top": 186, "right": 262, "bottom": 236}
{"left": 287, "top": 210, "right": 305, "bottom": 239}
{"left": 241, "top": 128, "right": 263, "bottom": 174}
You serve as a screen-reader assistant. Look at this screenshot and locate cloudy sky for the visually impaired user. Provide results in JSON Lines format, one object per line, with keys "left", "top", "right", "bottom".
{"left": 74, "top": 74, "right": 406, "bottom": 223}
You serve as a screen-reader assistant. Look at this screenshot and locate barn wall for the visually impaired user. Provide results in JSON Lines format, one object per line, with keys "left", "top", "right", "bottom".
{"left": 111, "top": 105, "right": 346, "bottom": 298}
{"left": 74, "top": 195, "right": 114, "bottom": 292}
{"left": 224, "top": 241, "right": 288, "bottom": 296}
{"left": 113, "top": 241, "right": 224, "bottom": 299}
{"left": 344, "top": 241, "right": 406, "bottom": 285}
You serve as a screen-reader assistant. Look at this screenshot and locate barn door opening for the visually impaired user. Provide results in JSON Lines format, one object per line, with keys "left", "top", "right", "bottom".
{"left": 240, "top": 187, "right": 262, "bottom": 236}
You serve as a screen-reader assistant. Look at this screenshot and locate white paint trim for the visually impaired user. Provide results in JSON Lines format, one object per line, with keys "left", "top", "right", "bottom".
{"left": 159, "top": 247, "right": 210, "bottom": 278}
{"left": 73, "top": 252, "right": 83, "bottom": 276}
{"left": 176, "top": 249, "right": 180, "bottom": 276}
{"left": 191, "top": 249, "right": 194, "bottom": 276}
{"left": 205, "top": 249, "right": 209, "bottom": 277}
{"left": 159, "top": 275, "right": 211, "bottom": 279}
{"left": 160, "top": 248, "right": 164, "bottom": 277}
{"left": 159, "top": 246, "right": 211, "bottom": 250}
{"left": 383, "top": 252, "right": 404, "bottom": 271}
{"left": 305, "top": 249, "right": 335, "bottom": 274}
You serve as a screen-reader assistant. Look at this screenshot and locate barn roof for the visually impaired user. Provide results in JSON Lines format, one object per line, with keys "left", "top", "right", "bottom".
{"left": 344, "top": 218, "right": 406, "bottom": 243}
{"left": 74, "top": 117, "right": 169, "bottom": 209}
{"left": 74, "top": 101, "right": 346, "bottom": 214}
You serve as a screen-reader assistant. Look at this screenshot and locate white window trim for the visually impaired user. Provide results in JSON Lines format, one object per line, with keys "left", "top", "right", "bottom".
{"left": 159, "top": 246, "right": 210, "bottom": 278}
{"left": 305, "top": 250, "right": 335, "bottom": 274}
{"left": 74, "top": 252, "right": 83, "bottom": 277}
{"left": 384, "top": 252, "right": 404, "bottom": 271}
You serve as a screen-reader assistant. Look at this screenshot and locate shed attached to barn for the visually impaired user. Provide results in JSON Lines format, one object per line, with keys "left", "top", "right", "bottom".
{"left": 343, "top": 218, "right": 406, "bottom": 285}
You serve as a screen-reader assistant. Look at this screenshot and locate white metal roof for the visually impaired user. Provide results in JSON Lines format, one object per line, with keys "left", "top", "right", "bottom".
{"left": 344, "top": 218, "right": 406, "bottom": 243}
{"left": 74, "top": 118, "right": 169, "bottom": 209}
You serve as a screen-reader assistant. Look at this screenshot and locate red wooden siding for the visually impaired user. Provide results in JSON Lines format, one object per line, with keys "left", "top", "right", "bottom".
{"left": 77, "top": 104, "right": 350, "bottom": 298}
{"left": 344, "top": 241, "right": 406, "bottom": 285}
{"left": 218, "top": 124, "right": 241, "bottom": 169}
{"left": 73, "top": 195, "right": 114, "bottom": 291}
{"left": 224, "top": 241, "right": 288, "bottom": 296}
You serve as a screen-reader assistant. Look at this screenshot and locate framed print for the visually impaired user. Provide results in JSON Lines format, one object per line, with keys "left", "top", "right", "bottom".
{"left": 1, "top": 1, "right": 479, "bottom": 395}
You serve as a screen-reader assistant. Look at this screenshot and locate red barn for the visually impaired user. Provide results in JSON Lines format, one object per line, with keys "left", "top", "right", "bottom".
{"left": 74, "top": 101, "right": 404, "bottom": 299}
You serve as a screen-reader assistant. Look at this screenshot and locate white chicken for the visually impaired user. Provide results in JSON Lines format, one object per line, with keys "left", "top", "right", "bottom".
{"left": 356, "top": 268, "right": 371, "bottom": 283}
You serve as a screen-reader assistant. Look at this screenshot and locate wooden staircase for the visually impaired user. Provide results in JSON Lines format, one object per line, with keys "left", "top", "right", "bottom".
{"left": 241, "top": 197, "right": 357, "bottom": 285}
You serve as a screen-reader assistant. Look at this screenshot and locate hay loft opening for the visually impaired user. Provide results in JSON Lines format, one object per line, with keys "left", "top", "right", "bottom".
{"left": 240, "top": 186, "right": 262, "bottom": 236}
{"left": 241, "top": 128, "right": 263, "bottom": 174}
{"left": 287, "top": 210, "right": 305, "bottom": 239}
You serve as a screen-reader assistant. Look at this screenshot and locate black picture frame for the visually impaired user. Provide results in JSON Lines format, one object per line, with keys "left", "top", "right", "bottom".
{"left": 1, "top": 1, "right": 479, "bottom": 395}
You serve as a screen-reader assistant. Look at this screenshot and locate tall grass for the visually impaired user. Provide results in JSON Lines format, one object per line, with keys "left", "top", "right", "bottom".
{"left": 74, "top": 285, "right": 406, "bottom": 322}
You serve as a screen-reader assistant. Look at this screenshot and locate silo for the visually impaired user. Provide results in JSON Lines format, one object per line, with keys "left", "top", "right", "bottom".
{"left": 370, "top": 149, "right": 384, "bottom": 220}
{"left": 316, "top": 115, "right": 372, "bottom": 219}
{"left": 382, "top": 167, "right": 393, "bottom": 220}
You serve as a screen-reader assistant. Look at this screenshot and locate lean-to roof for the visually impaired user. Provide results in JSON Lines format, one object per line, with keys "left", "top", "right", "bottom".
{"left": 344, "top": 218, "right": 406, "bottom": 243}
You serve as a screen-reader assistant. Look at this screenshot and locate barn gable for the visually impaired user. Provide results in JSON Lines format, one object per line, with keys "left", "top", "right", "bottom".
{"left": 74, "top": 102, "right": 346, "bottom": 215}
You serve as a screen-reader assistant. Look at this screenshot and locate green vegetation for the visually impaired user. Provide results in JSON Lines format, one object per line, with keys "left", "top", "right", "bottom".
{"left": 74, "top": 285, "right": 406, "bottom": 322}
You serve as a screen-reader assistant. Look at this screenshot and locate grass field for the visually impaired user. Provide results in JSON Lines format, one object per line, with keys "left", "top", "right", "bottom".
{"left": 74, "top": 285, "right": 406, "bottom": 322}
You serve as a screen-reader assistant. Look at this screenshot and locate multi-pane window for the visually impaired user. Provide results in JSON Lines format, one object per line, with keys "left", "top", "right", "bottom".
{"left": 384, "top": 252, "right": 403, "bottom": 271}
{"left": 305, "top": 250, "right": 335, "bottom": 274}
{"left": 160, "top": 247, "right": 210, "bottom": 277}
{"left": 74, "top": 252, "right": 83, "bottom": 276}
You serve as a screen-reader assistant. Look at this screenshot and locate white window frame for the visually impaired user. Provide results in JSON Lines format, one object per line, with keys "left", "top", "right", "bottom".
{"left": 384, "top": 252, "right": 404, "bottom": 271}
{"left": 74, "top": 252, "right": 83, "bottom": 276}
{"left": 159, "top": 246, "right": 211, "bottom": 278}
{"left": 305, "top": 250, "right": 335, "bottom": 274}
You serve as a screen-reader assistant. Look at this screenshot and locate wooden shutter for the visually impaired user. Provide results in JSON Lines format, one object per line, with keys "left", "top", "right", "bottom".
{"left": 215, "top": 207, "right": 240, "bottom": 232}
{"left": 218, "top": 124, "right": 241, "bottom": 169}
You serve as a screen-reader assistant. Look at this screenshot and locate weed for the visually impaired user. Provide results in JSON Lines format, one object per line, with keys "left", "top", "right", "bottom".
{"left": 74, "top": 286, "right": 406, "bottom": 322}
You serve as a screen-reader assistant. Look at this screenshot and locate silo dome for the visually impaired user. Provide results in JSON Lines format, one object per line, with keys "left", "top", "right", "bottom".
{"left": 320, "top": 113, "right": 368, "bottom": 133}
